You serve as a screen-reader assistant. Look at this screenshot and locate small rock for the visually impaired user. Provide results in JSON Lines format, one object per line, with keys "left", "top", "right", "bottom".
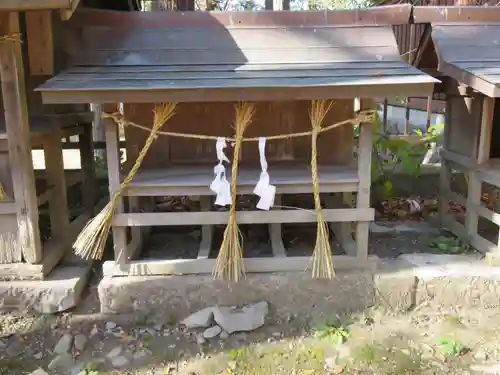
{"left": 203, "top": 326, "right": 222, "bottom": 339}
{"left": 6, "top": 341, "right": 24, "bottom": 357}
{"left": 106, "top": 346, "right": 123, "bottom": 359}
{"left": 54, "top": 334, "right": 73, "bottom": 354}
{"left": 29, "top": 369, "right": 49, "bottom": 375}
{"left": 181, "top": 307, "right": 215, "bottom": 329}
{"left": 470, "top": 363, "right": 500, "bottom": 374}
{"left": 33, "top": 352, "right": 43, "bottom": 360}
{"left": 133, "top": 350, "right": 147, "bottom": 360}
{"left": 228, "top": 361, "right": 237, "bottom": 370}
{"left": 196, "top": 334, "right": 206, "bottom": 345}
{"left": 105, "top": 322, "right": 117, "bottom": 330}
{"left": 220, "top": 331, "right": 230, "bottom": 339}
{"left": 214, "top": 301, "right": 268, "bottom": 334}
{"left": 336, "top": 345, "right": 351, "bottom": 360}
{"left": 74, "top": 334, "right": 88, "bottom": 351}
{"left": 48, "top": 353, "right": 75, "bottom": 370}
{"left": 111, "top": 356, "right": 129, "bottom": 368}
{"left": 272, "top": 332, "right": 281, "bottom": 338}
{"left": 474, "top": 349, "right": 488, "bottom": 361}
{"left": 154, "top": 323, "right": 164, "bottom": 331}
{"left": 29, "top": 369, "right": 50, "bottom": 375}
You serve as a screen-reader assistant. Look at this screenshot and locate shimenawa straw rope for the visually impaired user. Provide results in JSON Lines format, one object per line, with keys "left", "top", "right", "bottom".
{"left": 103, "top": 110, "right": 375, "bottom": 142}
{"left": 73, "top": 103, "right": 177, "bottom": 260}
{"left": 310, "top": 100, "right": 335, "bottom": 279}
{"left": 0, "top": 33, "right": 22, "bottom": 43}
{"left": 213, "top": 102, "right": 254, "bottom": 282}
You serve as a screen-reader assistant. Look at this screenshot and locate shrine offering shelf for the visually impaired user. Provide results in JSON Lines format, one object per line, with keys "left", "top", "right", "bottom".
{"left": 123, "top": 163, "right": 359, "bottom": 197}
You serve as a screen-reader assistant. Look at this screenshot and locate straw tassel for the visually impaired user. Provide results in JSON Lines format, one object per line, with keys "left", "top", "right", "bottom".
{"left": 309, "top": 100, "right": 335, "bottom": 279}
{"left": 213, "top": 102, "right": 255, "bottom": 282}
{"left": 73, "top": 103, "right": 177, "bottom": 261}
{"left": 0, "top": 182, "right": 5, "bottom": 201}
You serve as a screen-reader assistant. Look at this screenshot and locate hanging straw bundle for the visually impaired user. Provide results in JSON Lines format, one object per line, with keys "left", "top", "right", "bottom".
{"left": 73, "top": 103, "right": 177, "bottom": 261}
{"left": 213, "top": 102, "right": 255, "bottom": 282}
{"left": 0, "top": 182, "right": 5, "bottom": 201}
{"left": 309, "top": 100, "right": 335, "bottom": 279}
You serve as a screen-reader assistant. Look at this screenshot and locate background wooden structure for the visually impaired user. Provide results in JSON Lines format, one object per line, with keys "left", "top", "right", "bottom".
{"left": 0, "top": 9, "right": 96, "bottom": 280}
{"left": 413, "top": 9, "right": 500, "bottom": 255}
{"left": 37, "top": 8, "right": 436, "bottom": 277}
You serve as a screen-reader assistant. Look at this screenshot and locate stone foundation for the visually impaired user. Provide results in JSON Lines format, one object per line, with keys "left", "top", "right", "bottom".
{"left": 98, "top": 253, "right": 500, "bottom": 316}
{"left": 0, "top": 265, "right": 91, "bottom": 313}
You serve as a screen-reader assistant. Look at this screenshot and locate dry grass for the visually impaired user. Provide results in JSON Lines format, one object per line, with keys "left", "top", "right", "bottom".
{"left": 73, "top": 103, "right": 177, "bottom": 260}
{"left": 309, "top": 100, "right": 335, "bottom": 279}
{"left": 213, "top": 102, "right": 255, "bottom": 281}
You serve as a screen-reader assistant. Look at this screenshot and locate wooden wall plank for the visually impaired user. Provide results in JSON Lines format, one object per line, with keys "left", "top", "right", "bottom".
{"left": 25, "top": 10, "right": 54, "bottom": 76}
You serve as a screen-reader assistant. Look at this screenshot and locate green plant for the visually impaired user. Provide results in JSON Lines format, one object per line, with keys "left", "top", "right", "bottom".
{"left": 436, "top": 338, "right": 468, "bottom": 357}
{"left": 429, "top": 235, "right": 471, "bottom": 254}
{"left": 367, "top": 112, "right": 443, "bottom": 200}
{"left": 314, "top": 316, "right": 350, "bottom": 345}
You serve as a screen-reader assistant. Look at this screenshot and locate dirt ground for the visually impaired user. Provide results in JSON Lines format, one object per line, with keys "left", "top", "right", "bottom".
{"left": 2, "top": 295, "right": 500, "bottom": 375}
{"left": 0, "top": 228, "right": 498, "bottom": 375}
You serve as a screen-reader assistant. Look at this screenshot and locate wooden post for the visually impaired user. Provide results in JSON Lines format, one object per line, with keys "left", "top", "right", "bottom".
{"left": 104, "top": 116, "right": 128, "bottom": 264}
{"left": 438, "top": 98, "right": 453, "bottom": 226}
{"left": 92, "top": 103, "right": 105, "bottom": 161}
{"left": 466, "top": 96, "right": 493, "bottom": 240}
{"left": 0, "top": 12, "right": 43, "bottom": 264}
{"left": 79, "top": 123, "right": 96, "bottom": 216}
{"left": 355, "top": 98, "right": 373, "bottom": 260}
{"left": 42, "top": 127, "right": 70, "bottom": 242}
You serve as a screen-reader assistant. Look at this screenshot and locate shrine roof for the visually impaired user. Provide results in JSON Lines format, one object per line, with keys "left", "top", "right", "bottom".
{"left": 430, "top": 23, "right": 500, "bottom": 97}
{"left": 37, "top": 10, "right": 438, "bottom": 103}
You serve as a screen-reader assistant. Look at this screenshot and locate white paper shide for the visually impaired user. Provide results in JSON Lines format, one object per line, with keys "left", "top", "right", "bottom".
{"left": 210, "top": 137, "right": 232, "bottom": 206}
{"left": 253, "top": 137, "right": 276, "bottom": 210}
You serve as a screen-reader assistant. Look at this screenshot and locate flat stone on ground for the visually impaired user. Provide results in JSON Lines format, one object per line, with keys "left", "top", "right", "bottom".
{"left": 214, "top": 301, "right": 268, "bottom": 334}
{"left": 203, "top": 325, "right": 222, "bottom": 339}
{"left": 48, "top": 353, "right": 75, "bottom": 370}
{"left": 0, "top": 265, "right": 91, "bottom": 313}
{"left": 181, "top": 307, "right": 215, "bottom": 329}
{"left": 54, "top": 334, "right": 73, "bottom": 354}
{"left": 29, "top": 369, "right": 49, "bottom": 375}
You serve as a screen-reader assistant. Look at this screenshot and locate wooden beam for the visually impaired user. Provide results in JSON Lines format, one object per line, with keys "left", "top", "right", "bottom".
{"left": 113, "top": 208, "right": 375, "bottom": 227}
{"left": 414, "top": 6, "right": 500, "bottom": 23}
{"left": 0, "top": 0, "right": 70, "bottom": 11}
{"left": 103, "top": 255, "right": 380, "bottom": 277}
{"left": 25, "top": 11, "right": 54, "bottom": 76}
{"left": 0, "top": 12, "right": 43, "bottom": 264}
{"left": 60, "top": 0, "right": 81, "bottom": 21}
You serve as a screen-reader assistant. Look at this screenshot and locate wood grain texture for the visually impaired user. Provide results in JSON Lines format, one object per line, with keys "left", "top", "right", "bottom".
{"left": 25, "top": 10, "right": 54, "bottom": 76}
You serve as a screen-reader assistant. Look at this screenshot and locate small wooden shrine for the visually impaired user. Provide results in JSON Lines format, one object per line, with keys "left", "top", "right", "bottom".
{"left": 413, "top": 6, "right": 500, "bottom": 256}
{"left": 37, "top": 7, "right": 436, "bottom": 281}
{"left": 0, "top": 6, "right": 99, "bottom": 289}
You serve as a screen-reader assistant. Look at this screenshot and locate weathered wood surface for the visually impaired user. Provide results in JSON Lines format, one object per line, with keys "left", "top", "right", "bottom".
{"left": 102, "top": 255, "right": 379, "bottom": 277}
{"left": 25, "top": 10, "right": 54, "bottom": 76}
{"left": 0, "top": 12, "right": 43, "bottom": 264}
{"left": 37, "top": 22, "right": 437, "bottom": 103}
{"left": 68, "top": 6, "right": 412, "bottom": 28}
{"left": 0, "top": 0, "right": 71, "bottom": 10}
{"left": 431, "top": 24, "right": 500, "bottom": 97}
{"left": 414, "top": 6, "right": 500, "bottom": 23}
{"left": 123, "top": 100, "right": 354, "bottom": 172}
{"left": 446, "top": 95, "right": 482, "bottom": 158}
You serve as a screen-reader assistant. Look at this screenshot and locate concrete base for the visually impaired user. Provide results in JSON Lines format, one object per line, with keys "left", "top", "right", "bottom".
{"left": 98, "top": 253, "right": 500, "bottom": 316}
{"left": 0, "top": 265, "right": 91, "bottom": 313}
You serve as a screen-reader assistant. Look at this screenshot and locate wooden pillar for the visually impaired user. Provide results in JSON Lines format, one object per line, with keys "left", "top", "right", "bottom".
{"left": 354, "top": 98, "right": 373, "bottom": 260}
{"left": 0, "top": 12, "right": 42, "bottom": 264}
{"left": 104, "top": 112, "right": 128, "bottom": 264}
{"left": 466, "top": 96, "right": 494, "bottom": 240}
{"left": 42, "top": 127, "right": 70, "bottom": 242}
{"left": 79, "top": 123, "right": 97, "bottom": 216}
